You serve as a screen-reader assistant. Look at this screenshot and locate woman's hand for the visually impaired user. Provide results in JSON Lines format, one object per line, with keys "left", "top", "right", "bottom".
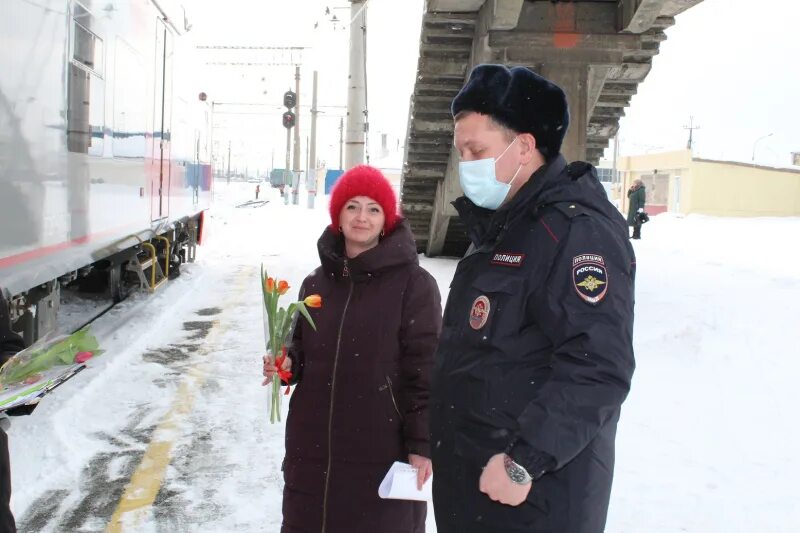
{"left": 408, "top": 454, "right": 433, "bottom": 490}
{"left": 262, "top": 352, "right": 292, "bottom": 386}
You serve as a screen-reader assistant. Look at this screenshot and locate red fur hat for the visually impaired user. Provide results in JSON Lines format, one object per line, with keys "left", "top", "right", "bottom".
{"left": 329, "top": 165, "right": 400, "bottom": 234}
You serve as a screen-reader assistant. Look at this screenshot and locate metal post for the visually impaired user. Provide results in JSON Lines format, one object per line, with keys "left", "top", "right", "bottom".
{"left": 210, "top": 101, "right": 216, "bottom": 177}
{"left": 612, "top": 132, "right": 620, "bottom": 212}
{"left": 339, "top": 117, "right": 344, "bottom": 170}
{"left": 308, "top": 71, "right": 319, "bottom": 209}
{"left": 285, "top": 127, "right": 291, "bottom": 205}
{"left": 227, "top": 140, "right": 231, "bottom": 184}
{"left": 344, "top": 0, "right": 367, "bottom": 169}
{"left": 293, "top": 65, "right": 301, "bottom": 205}
{"left": 612, "top": 132, "right": 619, "bottom": 186}
{"left": 752, "top": 133, "right": 773, "bottom": 162}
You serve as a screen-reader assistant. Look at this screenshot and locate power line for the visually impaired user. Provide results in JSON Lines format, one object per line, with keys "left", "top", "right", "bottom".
{"left": 196, "top": 46, "right": 305, "bottom": 50}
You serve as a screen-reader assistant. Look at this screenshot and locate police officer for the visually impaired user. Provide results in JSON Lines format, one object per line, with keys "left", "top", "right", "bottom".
{"left": 430, "top": 65, "right": 636, "bottom": 533}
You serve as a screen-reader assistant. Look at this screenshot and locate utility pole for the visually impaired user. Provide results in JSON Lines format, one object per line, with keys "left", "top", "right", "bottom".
{"left": 285, "top": 126, "right": 291, "bottom": 205}
{"left": 308, "top": 71, "right": 319, "bottom": 209}
{"left": 292, "top": 65, "right": 301, "bottom": 205}
{"left": 612, "top": 132, "right": 621, "bottom": 212}
{"left": 683, "top": 116, "right": 700, "bottom": 151}
{"left": 339, "top": 117, "right": 344, "bottom": 170}
{"left": 282, "top": 89, "right": 297, "bottom": 205}
{"left": 344, "top": 0, "right": 367, "bottom": 169}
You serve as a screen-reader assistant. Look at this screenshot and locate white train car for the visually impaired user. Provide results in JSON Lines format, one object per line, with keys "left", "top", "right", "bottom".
{"left": 0, "top": 0, "right": 213, "bottom": 342}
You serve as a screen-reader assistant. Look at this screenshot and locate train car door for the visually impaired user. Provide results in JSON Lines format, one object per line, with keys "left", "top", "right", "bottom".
{"left": 151, "top": 18, "right": 174, "bottom": 221}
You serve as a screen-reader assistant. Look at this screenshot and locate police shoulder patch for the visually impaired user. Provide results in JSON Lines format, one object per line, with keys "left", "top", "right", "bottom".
{"left": 572, "top": 254, "right": 608, "bottom": 305}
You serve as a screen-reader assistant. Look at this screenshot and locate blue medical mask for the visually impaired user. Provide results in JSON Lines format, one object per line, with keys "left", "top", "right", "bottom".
{"left": 458, "top": 137, "right": 523, "bottom": 210}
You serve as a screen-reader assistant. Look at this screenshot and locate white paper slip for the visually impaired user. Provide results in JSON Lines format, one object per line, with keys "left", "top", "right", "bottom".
{"left": 378, "top": 461, "right": 432, "bottom": 502}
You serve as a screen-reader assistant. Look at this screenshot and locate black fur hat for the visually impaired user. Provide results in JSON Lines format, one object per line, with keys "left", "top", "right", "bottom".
{"left": 451, "top": 64, "right": 569, "bottom": 159}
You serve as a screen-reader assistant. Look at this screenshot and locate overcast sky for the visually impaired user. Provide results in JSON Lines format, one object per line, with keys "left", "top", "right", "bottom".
{"left": 189, "top": 0, "right": 799, "bottom": 172}
{"left": 616, "top": 0, "right": 800, "bottom": 167}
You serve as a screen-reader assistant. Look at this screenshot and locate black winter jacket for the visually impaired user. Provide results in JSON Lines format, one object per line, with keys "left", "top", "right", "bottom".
{"left": 431, "top": 156, "right": 636, "bottom": 533}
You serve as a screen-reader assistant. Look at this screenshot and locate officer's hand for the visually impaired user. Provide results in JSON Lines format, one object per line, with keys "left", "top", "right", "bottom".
{"left": 637, "top": 208, "right": 644, "bottom": 213}
{"left": 479, "top": 453, "right": 531, "bottom": 506}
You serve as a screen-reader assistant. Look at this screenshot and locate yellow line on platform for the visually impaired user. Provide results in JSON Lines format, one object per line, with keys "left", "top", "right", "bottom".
{"left": 106, "top": 268, "right": 253, "bottom": 532}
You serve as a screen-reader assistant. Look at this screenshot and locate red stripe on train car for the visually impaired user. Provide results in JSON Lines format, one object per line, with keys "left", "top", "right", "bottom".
{"left": 0, "top": 222, "right": 147, "bottom": 270}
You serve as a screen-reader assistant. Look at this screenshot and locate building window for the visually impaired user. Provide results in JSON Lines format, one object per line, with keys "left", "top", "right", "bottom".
{"left": 640, "top": 173, "right": 669, "bottom": 206}
{"left": 596, "top": 168, "right": 613, "bottom": 182}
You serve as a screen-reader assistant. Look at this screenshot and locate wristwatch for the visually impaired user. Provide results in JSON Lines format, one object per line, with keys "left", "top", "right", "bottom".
{"left": 503, "top": 454, "right": 532, "bottom": 484}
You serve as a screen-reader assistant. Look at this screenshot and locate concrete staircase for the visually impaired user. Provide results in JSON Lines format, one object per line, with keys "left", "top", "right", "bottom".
{"left": 402, "top": 11, "right": 478, "bottom": 253}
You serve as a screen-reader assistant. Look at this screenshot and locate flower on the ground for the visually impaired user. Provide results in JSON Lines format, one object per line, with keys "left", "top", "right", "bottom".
{"left": 0, "top": 328, "right": 103, "bottom": 393}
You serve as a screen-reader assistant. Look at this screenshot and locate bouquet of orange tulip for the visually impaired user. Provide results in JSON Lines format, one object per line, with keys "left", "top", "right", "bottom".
{"left": 261, "top": 265, "right": 322, "bottom": 423}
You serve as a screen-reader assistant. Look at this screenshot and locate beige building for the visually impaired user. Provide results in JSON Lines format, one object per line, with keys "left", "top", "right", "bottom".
{"left": 614, "top": 150, "right": 800, "bottom": 217}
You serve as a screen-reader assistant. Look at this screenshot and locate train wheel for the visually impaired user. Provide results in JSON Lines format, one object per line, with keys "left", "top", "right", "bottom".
{"left": 109, "top": 263, "right": 126, "bottom": 303}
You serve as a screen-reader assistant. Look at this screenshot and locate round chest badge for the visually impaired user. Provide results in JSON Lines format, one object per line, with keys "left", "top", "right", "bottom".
{"left": 469, "top": 295, "right": 491, "bottom": 330}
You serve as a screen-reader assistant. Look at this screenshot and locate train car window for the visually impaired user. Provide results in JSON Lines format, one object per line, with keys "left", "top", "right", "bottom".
{"left": 68, "top": 5, "right": 105, "bottom": 156}
{"left": 73, "top": 22, "right": 104, "bottom": 75}
{"left": 67, "top": 64, "right": 105, "bottom": 157}
{"left": 113, "top": 39, "right": 147, "bottom": 159}
{"left": 173, "top": 98, "right": 191, "bottom": 162}
{"left": 200, "top": 110, "right": 210, "bottom": 162}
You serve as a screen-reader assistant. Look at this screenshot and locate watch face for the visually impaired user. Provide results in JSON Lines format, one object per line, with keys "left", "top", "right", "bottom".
{"left": 504, "top": 455, "right": 531, "bottom": 484}
{"left": 509, "top": 466, "right": 528, "bottom": 483}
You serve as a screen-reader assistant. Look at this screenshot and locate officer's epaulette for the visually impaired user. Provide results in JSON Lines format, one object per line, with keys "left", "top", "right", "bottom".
{"left": 550, "top": 202, "right": 593, "bottom": 219}
{"left": 566, "top": 161, "right": 596, "bottom": 180}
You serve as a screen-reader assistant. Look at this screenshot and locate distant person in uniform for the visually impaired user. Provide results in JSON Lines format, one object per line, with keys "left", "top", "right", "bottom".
{"left": 0, "top": 291, "right": 25, "bottom": 533}
{"left": 262, "top": 165, "right": 442, "bottom": 533}
{"left": 255, "top": 184, "right": 261, "bottom": 200}
{"left": 627, "top": 178, "right": 646, "bottom": 239}
{"left": 430, "top": 64, "right": 636, "bottom": 533}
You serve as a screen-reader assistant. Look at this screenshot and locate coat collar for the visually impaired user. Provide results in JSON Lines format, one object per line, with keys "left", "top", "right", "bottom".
{"left": 453, "top": 155, "right": 568, "bottom": 247}
{"left": 317, "top": 219, "right": 419, "bottom": 281}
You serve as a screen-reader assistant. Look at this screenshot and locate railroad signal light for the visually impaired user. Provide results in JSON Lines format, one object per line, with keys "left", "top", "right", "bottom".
{"left": 282, "top": 111, "right": 296, "bottom": 129}
{"left": 283, "top": 90, "right": 296, "bottom": 109}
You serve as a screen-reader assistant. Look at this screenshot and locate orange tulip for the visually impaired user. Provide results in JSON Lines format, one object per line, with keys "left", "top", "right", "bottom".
{"left": 278, "top": 280, "right": 290, "bottom": 295}
{"left": 303, "top": 294, "right": 322, "bottom": 308}
{"left": 265, "top": 277, "right": 275, "bottom": 293}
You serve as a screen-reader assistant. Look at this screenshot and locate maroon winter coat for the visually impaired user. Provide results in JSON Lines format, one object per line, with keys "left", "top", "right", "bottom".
{"left": 281, "top": 220, "right": 442, "bottom": 533}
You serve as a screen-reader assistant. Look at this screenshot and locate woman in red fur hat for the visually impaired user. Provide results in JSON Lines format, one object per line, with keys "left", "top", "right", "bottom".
{"left": 264, "top": 165, "right": 442, "bottom": 532}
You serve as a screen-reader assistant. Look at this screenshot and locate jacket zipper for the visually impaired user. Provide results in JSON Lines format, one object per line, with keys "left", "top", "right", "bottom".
{"left": 385, "top": 375, "right": 404, "bottom": 422}
{"left": 321, "top": 276, "right": 353, "bottom": 533}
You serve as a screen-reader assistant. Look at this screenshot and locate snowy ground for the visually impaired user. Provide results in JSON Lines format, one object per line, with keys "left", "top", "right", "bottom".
{"left": 7, "top": 181, "right": 800, "bottom": 532}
